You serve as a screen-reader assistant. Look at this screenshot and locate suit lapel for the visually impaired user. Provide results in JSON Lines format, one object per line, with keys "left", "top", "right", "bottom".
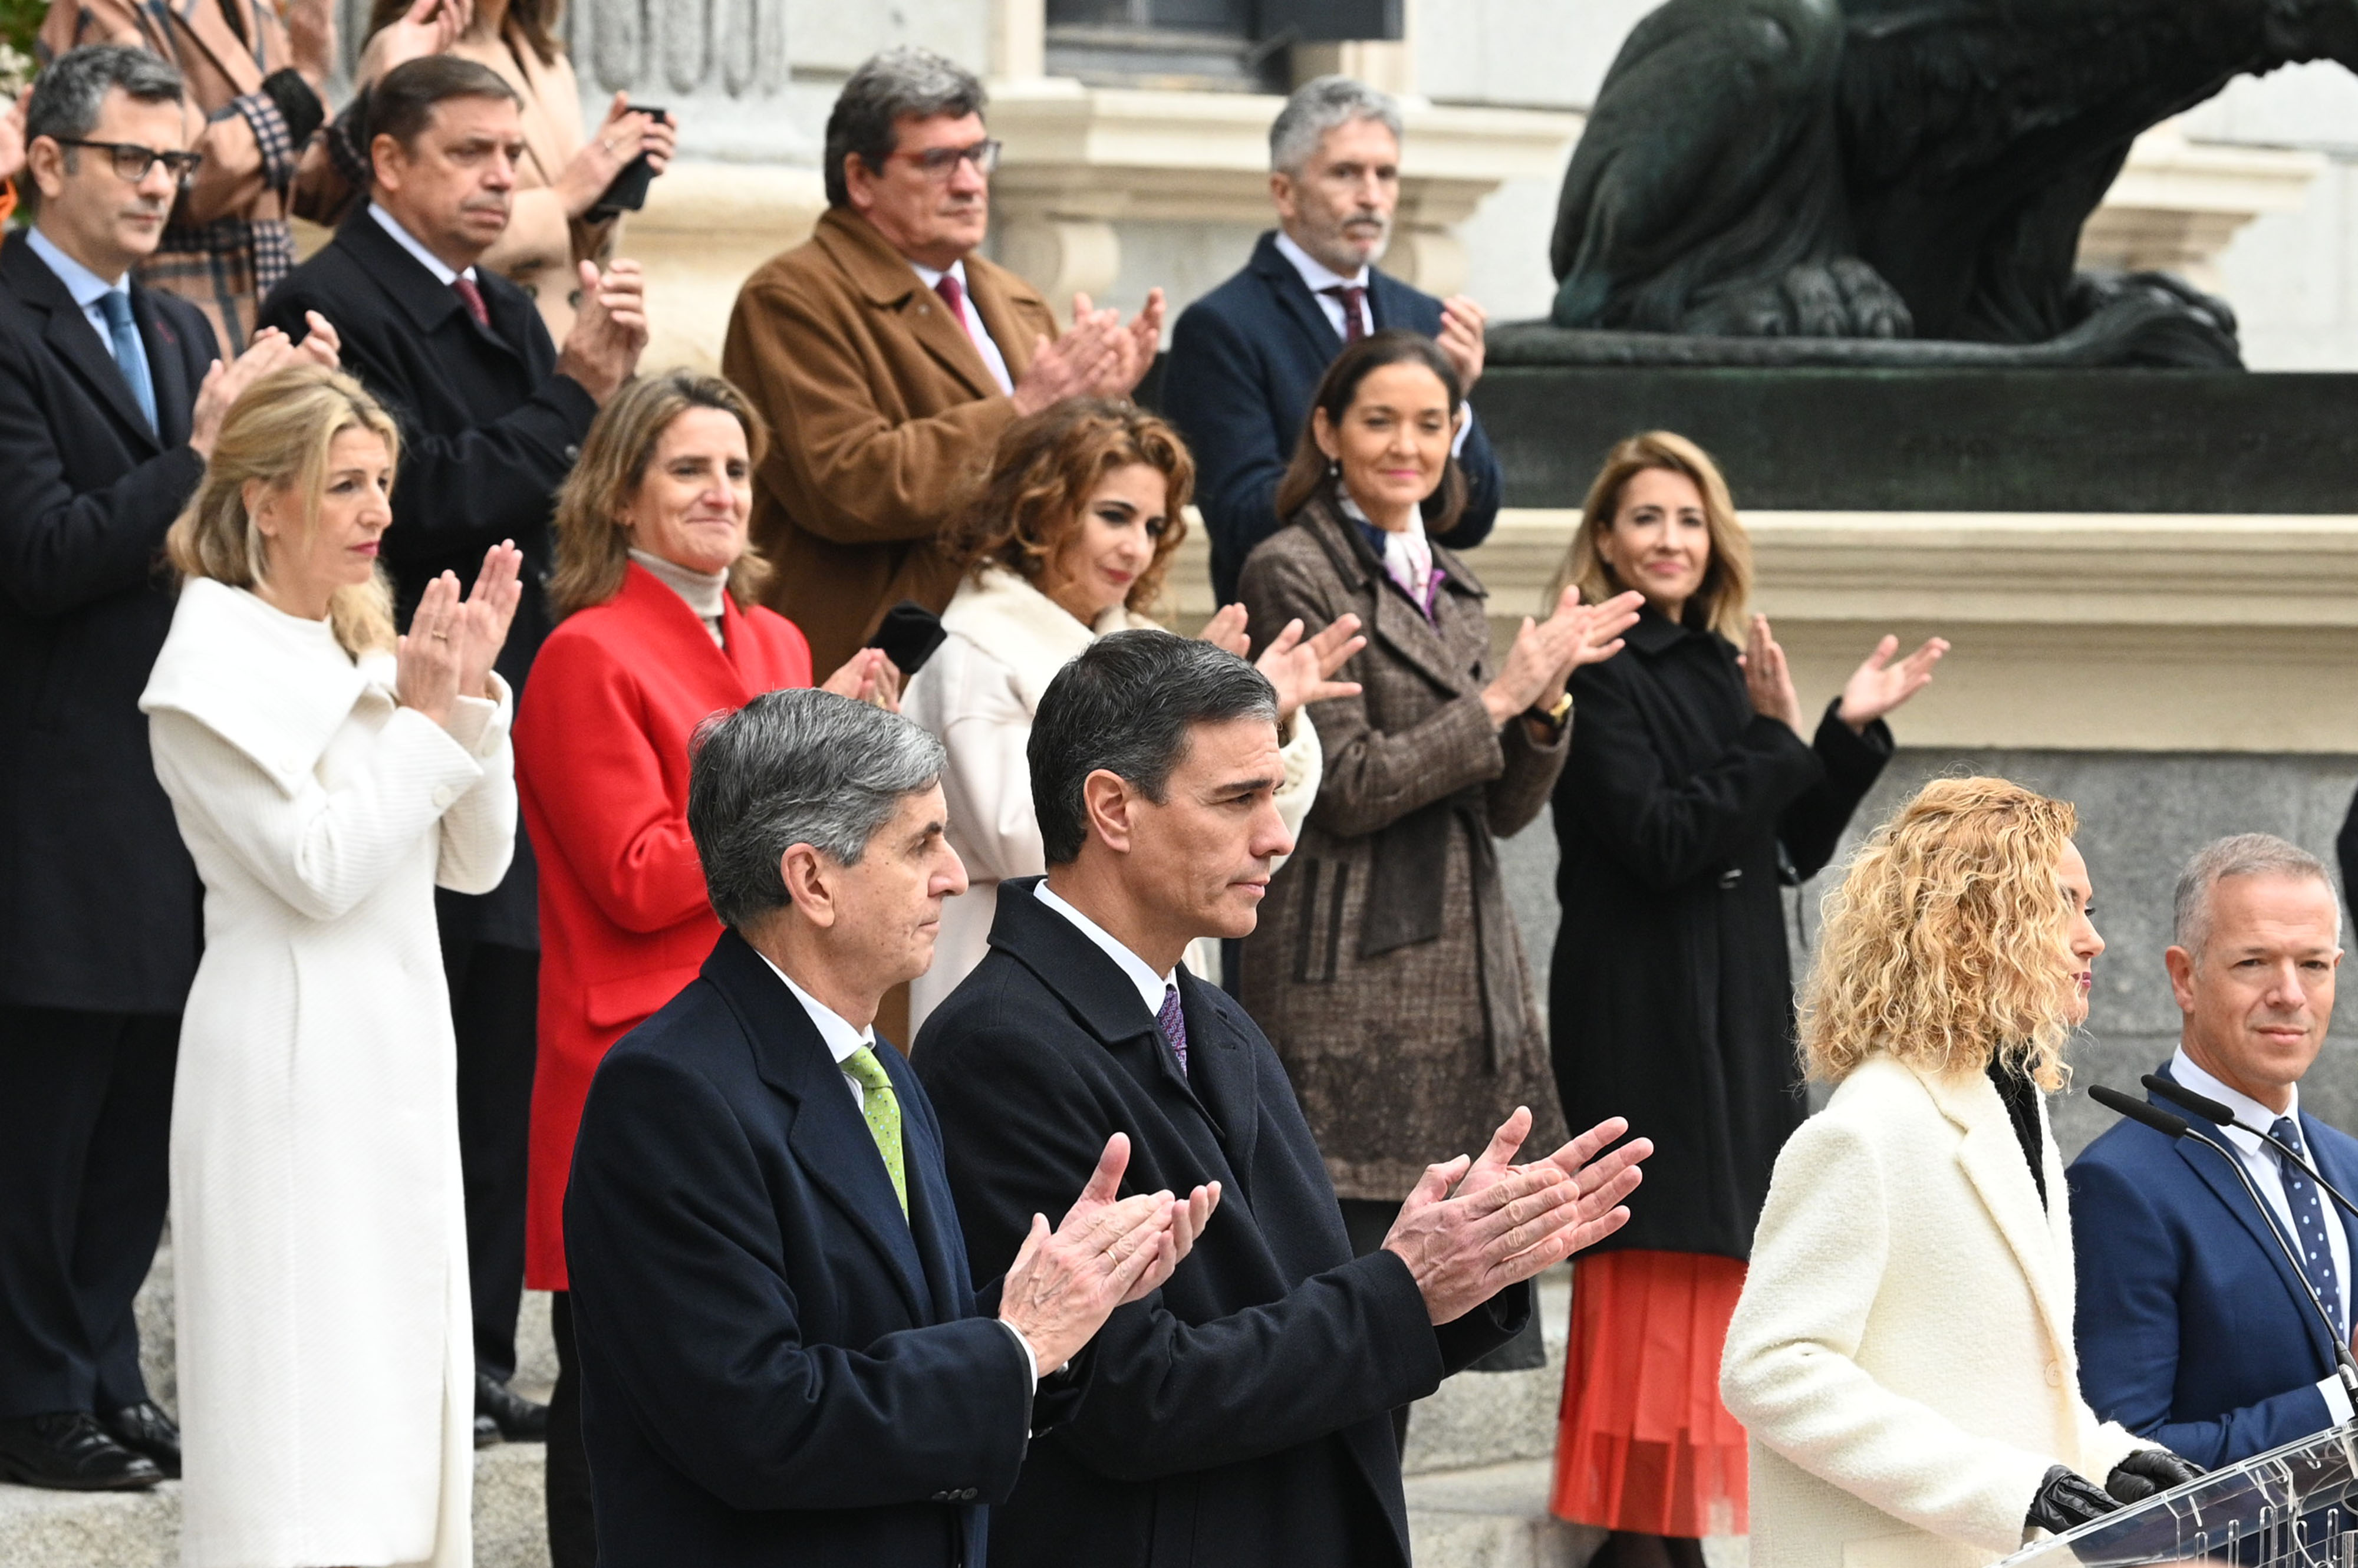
{"left": 1251, "top": 233, "right": 1346, "bottom": 363}
{"left": 5, "top": 237, "right": 162, "bottom": 450}
{"left": 1920, "top": 1065, "right": 2077, "bottom": 1363}
{"left": 814, "top": 209, "right": 1000, "bottom": 401}
{"left": 707, "top": 932, "right": 933, "bottom": 1322}
{"left": 2173, "top": 1126, "right": 2337, "bottom": 1366}
{"left": 1177, "top": 976, "right": 1259, "bottom": 1205}
{"left": 2307, "top": 1115, "right": 2358, "bottom": 1287}
{"left": 961, "top": 258, "right": 1037, "bottom": 383}
{"left": 133, "top": 286, "right": 196, "bottom": 448}
{"left": 1304, "top": 497, "right": 1473, "bottom": 696}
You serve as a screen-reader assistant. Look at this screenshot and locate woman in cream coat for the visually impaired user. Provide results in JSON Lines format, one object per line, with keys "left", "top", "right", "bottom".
{"left": 903, "top": 398, "right": 1359, "bottom": 1032}
{"left": 1721, "top": 777, "right": 2201, "bottom": 1568}
{"left": 140, "top": 367, "right": 522, "bottom": 1568}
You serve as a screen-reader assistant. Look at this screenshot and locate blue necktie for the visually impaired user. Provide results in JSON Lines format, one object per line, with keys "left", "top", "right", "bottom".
{"left": 98, "top": 289, "right": 157, "bottom": 434}
{"left": 2275, "top": 1115, "right": 2344, "bottom": 1338}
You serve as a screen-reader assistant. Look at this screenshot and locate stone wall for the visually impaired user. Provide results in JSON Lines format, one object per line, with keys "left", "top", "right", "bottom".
{"left": 1497, "top": 751, "right": 2358, "bottom": 1169}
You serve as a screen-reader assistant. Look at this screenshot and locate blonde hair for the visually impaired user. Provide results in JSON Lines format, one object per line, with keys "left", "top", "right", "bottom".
{"left": 549, "top": 371, "right": 772, "bottom": 620}
{"left": 166, "top": 365, "right": 399, "bottom": 657}
{"left": 1547, "top": 431, "right": 1753, "bottom": 641}
{"left": 1800, "top": 777, "right": 2083, "bottom": 1092}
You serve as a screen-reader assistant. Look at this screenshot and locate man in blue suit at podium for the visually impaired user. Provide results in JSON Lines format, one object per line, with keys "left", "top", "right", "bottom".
{"left": 1161, "top": 75, "right": 1503, "bottom": 607}
{"left": 2070, "top": 834, "right": 2358, "bottom": 1468}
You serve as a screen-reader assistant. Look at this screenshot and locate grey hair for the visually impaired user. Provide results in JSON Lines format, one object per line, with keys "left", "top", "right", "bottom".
{"left": 824, "top": 46, "right": 987, "bottom": 209}
{"left": 2172, "top": 832, "right": 2341, "bottom": 958}
{"left": 686, "top": 689, "right": 947, "bottom": 930}
{"left": 1030, "top": 629, "right": 1279, "bottom": 866}
{"left": 27, "top": 45, "right": 185, "bottom": 147}
{"left": 1269, "top": 74, "right": 1402, "bottom": 174}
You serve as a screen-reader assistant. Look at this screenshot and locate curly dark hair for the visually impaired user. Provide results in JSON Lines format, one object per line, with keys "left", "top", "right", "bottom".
{"left": 941, "top": 398, "right": 1194, "bottom": 617}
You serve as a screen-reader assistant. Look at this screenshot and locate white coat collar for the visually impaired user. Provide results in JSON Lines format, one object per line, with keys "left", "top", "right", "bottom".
{"left": 1907, "top": 1056, "right": 2077, "bottom": 1369}
{"left": 939, "top": 564, "right": 1153, "bottom": 713}
{"left": 140, "top": 578, "right": 394, "bottom": 796}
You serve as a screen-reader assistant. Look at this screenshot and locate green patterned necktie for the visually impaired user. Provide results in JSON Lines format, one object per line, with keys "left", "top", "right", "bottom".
{"left": 841, "top": 1045, "right": 908, "bottom": 1218}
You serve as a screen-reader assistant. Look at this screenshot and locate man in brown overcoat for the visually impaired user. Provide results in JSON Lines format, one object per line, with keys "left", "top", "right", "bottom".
{"left": 723, "top": 45, "right": 1165, "bottom": 674}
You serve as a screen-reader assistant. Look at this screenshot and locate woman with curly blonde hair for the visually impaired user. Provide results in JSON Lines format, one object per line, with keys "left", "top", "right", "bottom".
{"left": 901, "top": 397, "right": 1361, "bottom": 1031}
{"left": 1720, "top": 777, "right": 2198, "bottom": 1567}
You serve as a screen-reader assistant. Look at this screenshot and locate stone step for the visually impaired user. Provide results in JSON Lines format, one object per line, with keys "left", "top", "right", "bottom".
{"left": 0, "top": 1441, "right": 551, "bottom": 1568}
{"left": 1406, "top": 1461, "right": 1751, "bottom": 1568}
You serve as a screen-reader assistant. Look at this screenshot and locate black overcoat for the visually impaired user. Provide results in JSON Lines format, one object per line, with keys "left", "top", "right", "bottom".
{"left": 0, "top": 230, "right": 214, "bottom": 1013}
{"left": 1550, "top": 608, "right": 1891, "bottom": 1259}
{"left": 914, "top": 878, "right": 1526, "bottom": 1568}
{"left": 564, "top": 929, "right": 1066, "bottom": 1568}
{"left": 259, "top": 210, "right": 597, "bottom": 946}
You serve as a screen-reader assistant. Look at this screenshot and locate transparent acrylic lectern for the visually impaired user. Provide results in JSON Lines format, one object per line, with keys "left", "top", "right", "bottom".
{"left": 1998, "top": 1424, "right": 2358, "bottom": 1565}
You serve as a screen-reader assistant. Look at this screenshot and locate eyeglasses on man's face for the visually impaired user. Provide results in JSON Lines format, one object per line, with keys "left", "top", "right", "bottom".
{"left": 891, "top": 139, "right": 1002, "bottom": 181}
{"left": 54, "top": 139, "right": 205, "bottom": 183}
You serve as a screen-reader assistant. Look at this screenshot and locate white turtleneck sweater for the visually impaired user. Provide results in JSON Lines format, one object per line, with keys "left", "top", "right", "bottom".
{"left": 629, "top": 548, "right": 728, "bottom": 645}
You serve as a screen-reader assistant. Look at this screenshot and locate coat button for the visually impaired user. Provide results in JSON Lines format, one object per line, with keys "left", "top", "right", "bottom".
{"left": 432, "top": 784, "right": 457, "bottom": 809}
{"left": 2044, "top": 1359, "right": 2064, "bottom": 1388}
{"left": 1717, "top": 868, "right": 1743, "bottom": 890}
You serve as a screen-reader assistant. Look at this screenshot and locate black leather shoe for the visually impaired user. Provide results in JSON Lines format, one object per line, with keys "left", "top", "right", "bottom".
{"left": 0, "top": 1411, "right": 163, "bottom": 1490}
{"left": 476, "top": 1371, "right": 548, "bottom": 1442}
{"left": 473, "top": 1413, "right": 500, "bottom": 1450}
{"left": 103, "top": 1401, "right": 181, "bottom": 1480}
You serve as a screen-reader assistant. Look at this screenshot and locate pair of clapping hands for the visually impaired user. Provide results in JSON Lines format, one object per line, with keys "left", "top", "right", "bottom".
{"left": 997, "top": 1112, "right": 1651, "bottom": 1372}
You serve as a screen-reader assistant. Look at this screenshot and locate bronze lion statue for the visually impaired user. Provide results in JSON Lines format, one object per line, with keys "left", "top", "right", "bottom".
{"left": 1549, "top": 0, "right": 2358, "bottom": 364}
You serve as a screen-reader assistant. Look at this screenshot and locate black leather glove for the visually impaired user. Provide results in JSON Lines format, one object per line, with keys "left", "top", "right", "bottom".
{"left": 2025, "top": 1464, "right": 2120, "bottom": 1536}
{"left": 2105, "top": 1447, "right": 2204, "bottom": 1504}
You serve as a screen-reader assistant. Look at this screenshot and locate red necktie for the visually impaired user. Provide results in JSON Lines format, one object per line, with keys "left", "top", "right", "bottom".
{"left": 452, "top": 276, "right": 489, "bottom": 328}
{"left": 934, "top": 271, "right": 967, "bottom": 325}
{"left": 1321, "top": 284, "right": 1368, "bottom": 343}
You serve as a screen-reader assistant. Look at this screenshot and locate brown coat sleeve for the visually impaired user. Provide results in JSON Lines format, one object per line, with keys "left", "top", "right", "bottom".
{"left": 1241, "top": 535, "right": 1506, "bottom": 842}
{"left": 722, "top": 273, "right": 1025, "bottom": 547}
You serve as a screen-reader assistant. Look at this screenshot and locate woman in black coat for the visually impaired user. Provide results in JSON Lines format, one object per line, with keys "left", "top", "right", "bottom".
{"left": 1544, "top": 431, "right": 1947, "bottom": 1568}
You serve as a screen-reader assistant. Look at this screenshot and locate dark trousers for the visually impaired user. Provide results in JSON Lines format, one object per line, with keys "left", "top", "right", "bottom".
{"left": 442, "top": 937, "right": 538, "bottom": 1385}
{"left": 0, "top": 1007, "right": 176, "bottom": 1417}
{"left": 547, "top": 1290, "right": 596, "bottom": 1568}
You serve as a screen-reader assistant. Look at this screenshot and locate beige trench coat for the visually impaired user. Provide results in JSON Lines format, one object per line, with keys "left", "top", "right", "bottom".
{"left": 1237, "top": 490, "right": 1570, "bottom": 1201}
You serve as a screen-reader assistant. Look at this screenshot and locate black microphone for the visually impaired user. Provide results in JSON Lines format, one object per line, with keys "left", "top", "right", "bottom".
{"left": 2089, "top": 1083, "right": 2358, "bottom": 1404}
{"left": 2140, "top": 1072, "right": 2358, "bottom": 1224}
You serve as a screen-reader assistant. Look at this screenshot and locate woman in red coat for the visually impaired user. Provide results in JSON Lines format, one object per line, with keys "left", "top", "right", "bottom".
{"left": 514, "top": 371, "right": 892, "bottom": 1565}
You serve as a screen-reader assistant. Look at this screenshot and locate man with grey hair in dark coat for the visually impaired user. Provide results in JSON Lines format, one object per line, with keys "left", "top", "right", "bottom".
{"left": 564, "top": 688, "right": 1216, "bottom": 1568}
{"left": 915, "top": 630, "right": 1651, "bottom": 1567}
{"left": 1162, "top": 75, "right": 1505, "bottom": 607}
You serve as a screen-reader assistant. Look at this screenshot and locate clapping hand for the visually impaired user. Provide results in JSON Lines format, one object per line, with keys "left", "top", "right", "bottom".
{"left": 1198, "top": 607, "right": 1365, "bottom": 734}
{"left": 819, "top": 648, "right": 902, "bottom": 711}
{"left": 1737, "top": 613, "right": 1805, "bottom": 737}
{"left": 356, "top": 0, "right": 472, "bottom": 87}
{"left": 1452, "top": 1107, "right": 1649, "bottom": 1261}
{"left": 189, "top": 317, "right": 340, "bottom": 458}
{"left": 1, "top": 87, "right": 29, "bottom": 183}
{"left": 1437, "top": 294, "right": 1487, "bottom": 394}
{"left": 1835, "top": 633, "right": 1947, "bottom": 732}
{"left": 451, "top": 541, "right": 525, "bottom": 702}
{"left": 998, "top": 1134, "right": 1186, "bottom": 1373}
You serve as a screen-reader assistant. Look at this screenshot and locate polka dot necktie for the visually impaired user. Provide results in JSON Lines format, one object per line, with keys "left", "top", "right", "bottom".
{"left": 1158, "top": 983, "right": 1189, "bottom": 1079}
{"left": 2274, "top": 1115, "right": 2343, "bottom": 1336}
{"left": 841, "top": 1045, "right": 907, "bottom": 1219}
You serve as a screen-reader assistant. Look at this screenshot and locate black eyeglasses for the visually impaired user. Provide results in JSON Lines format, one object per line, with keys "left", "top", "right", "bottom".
{"left": 54, "top": 139, "right": 204, "bottom": 183}
{"left": 893, "top": 139, "right": 1002, "bottom": 180}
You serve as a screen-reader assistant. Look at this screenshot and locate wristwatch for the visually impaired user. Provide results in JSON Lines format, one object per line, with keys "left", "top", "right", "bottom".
{"left": 1524, "top": 690, "right": 1573, "bottom": 738}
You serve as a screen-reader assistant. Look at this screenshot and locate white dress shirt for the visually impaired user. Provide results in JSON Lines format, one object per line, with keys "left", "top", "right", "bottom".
{"left": 1034, "top": 880, "right": 1174, "bottom": 1020}
{"left": 27, "top": 226, "right": 134, "bottom": 355}
{"left": 1272, "top": 228, "right": 1472, "bottom": 457}
{"left": 369, "top": 202, "right": 480, "bottom": 286}
{"left": 751, "top": 947, "right": 1040, "bottom": 1387}
{"left": 910, "top": 258, "right": 1015, "bottom": 395}
{"left": 2171, "top": 1046, "right": 2353, "bottom": 1419}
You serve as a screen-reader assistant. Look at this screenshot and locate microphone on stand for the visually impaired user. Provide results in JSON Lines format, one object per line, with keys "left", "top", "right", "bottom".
{"left": 2140, "top": 1072, "right": 2358, "bottom": 1224}
{"left": 2088, "top": 1083, "right": 2358, "bottom": 1406}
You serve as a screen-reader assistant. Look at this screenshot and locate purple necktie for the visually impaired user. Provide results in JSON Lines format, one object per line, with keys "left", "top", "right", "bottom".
{"left": 1157, "top": 983, "right": 1188, "bottom": 1078}
{"left": 1320, "top": 283, "right": 1368, "bottom": 343}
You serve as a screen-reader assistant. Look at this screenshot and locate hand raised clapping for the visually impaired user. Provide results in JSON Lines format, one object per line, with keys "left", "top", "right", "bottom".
{"left": 397, "top": 541, "right": 522, "bottom": 729}
{"left": 1480, "top": 588, "right": 1643, "bottom": 731}
{"left": 1836, "top": 633, "right": 1948, "bottom": 732}
{"left": 1197, "top": 605, "right": 1365, "bottom": 733}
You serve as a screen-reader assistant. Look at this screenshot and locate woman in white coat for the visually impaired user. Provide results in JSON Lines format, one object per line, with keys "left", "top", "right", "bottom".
{"left": 1720, "top": 776, "right": 2202, "bottom": 1568}
{"left": 903, "top": 397, "right": 1362, "bottom": 1033}
{"left": 141, "top": 365, "right": 523, "bottom": 1568}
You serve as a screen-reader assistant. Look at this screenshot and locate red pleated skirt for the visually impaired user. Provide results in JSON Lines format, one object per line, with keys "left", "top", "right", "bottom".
{"left": 1550, "top": 1249, "right": 1749, "bottom": 1538}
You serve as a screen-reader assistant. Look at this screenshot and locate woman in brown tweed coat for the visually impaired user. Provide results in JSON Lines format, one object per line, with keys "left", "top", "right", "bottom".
{"left": 1237, "top": 330, "right": 1641, "bottom": 1373}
